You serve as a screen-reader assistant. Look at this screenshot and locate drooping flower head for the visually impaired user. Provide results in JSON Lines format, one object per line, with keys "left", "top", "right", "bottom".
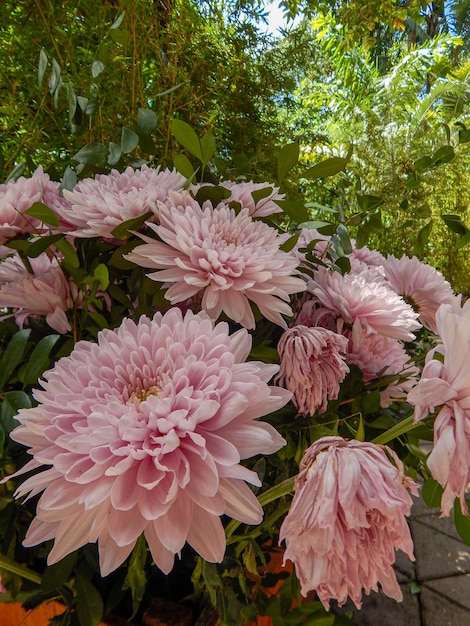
{"left": 408, "top": 298, "right": 470, "bottom": 515}
{"left": 0, "top": 253, "right": 78, "bottom": 333}
{"left": 276, "top": 325, "right": 349, "bottom": 415}
{"left": 0, "top": 166, "right": 69, "bottom": 245}
{"left": 59, "top": 165, "right": 186, "bottom": 238}
{"left": 310, "top": 266, "right": 421, "bottom": 341}
{"left": 126, "top": 191, "right": 306, "bottom": 329}
{"left": 7, "top": 309, "right": 289, "bottom": 576}
{"left": 279, "top": 436, "right": 418, "bottom": 610}
{"left": 383, "top": 254, "right": 455, "bottom": 333}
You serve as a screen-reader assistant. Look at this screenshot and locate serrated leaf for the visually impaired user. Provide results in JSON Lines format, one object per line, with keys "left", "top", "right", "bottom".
{"left": 173, "top": 154, "right": 195, "bottom": 179}
{"left": 0, "top": 329, "right": 31, "bottom": 389}
{"left": 22, "top": 335, "right": 60, "bottom": 387}
{"left": 137, "top": 108, "right": 158, "bottom": 134}
{"left": 24, "top": 202, "right": 60, "bottom": 227}
{"left": 73, "top": 143, "right": 108, "bottom": 165}
{"left": 171, "top": 119, "right": 202, "bottom": 161}
{"left": 76, "top": 572, "right": 104, "bottom": 626}
{"left": 121, "top": 127, "right": 139, "bottom": 154}
{"left": 303, "top": 156, "right": 348, "bottom": 179}
{"left": 277, "top": 141, "right": 299, "bottom": 182}
{"left": 421, "top": 477, "right": 443, "bottom": 509}
{"left": 38, "top": 48, "right": 48, "bottom": 87}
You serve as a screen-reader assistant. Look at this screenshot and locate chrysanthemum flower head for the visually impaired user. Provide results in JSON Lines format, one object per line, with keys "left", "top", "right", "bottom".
{"left": 276, "top": 325, "right": 349, "bottom": 415}
{"left": 383, "top": 254, "right": 455, "bottom": 333}
{"left": 279, "top": 436, "right": 418, "bottom": 610}
{"left": 126, "top": 191, "right": 306, "bottom": 329}
{"left": 0, "top": 253, "right": 77, "bottom": 333}
{"left": 60, "top": 165, "right": 186, "bottom": 238}
{"left": 310, "top": 267, "right": 421, "bottom": 341}
{"left": 7, "top": 309, "right": 289, "bottom": 576}
{"left": 408, "top": 298, "right": 470, "bottom": 515}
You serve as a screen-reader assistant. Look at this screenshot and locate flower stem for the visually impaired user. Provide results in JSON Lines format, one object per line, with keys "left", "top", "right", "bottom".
{"left": 0, "top": 554, "right": 42, "bottom": 584}
{"left": 372, "top": 415, "right": 419, "bottom": 445}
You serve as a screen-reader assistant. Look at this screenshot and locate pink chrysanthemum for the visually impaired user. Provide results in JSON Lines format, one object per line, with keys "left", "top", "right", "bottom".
{"left": 383, "top": 254, "right": 455, "bottom": 333}
{"left": 276, "top": 325, "right": 349, "bottom": 415}
{"left": 7, "top": 309, "right": 289, "bottom": 576}
{"left": 346, "top": 321, "right": 419, "bottom": 406}
{"left": 350, "top": 246, "right": 386, "bottom": 271}
{"left": 279, "top": 436, "right": 418, "bottom": 610}
{"left": 408, "top": 298, "right": 470, "bottom": 515}
{"left": 0, "top": 166, "right": 69, "bottom": 244}
{"left": 0, "top": 253, "right": 78, "bottom": 333}
{"left": 310, "top": 267, "right": 421, "bottom": 341}
{"left": 126, "top": 191, "right": 306, "bottom": 329}
{"left": 60, "top": 165, "right": 186, "bottom": 238}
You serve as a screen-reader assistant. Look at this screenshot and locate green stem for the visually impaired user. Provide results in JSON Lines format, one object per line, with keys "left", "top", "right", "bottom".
{"left": 225, "top": 476, "right": 295, "bottom": 540}
{"left": 0, "top": 554, "right": 42, "bottom": 584}
{"left": 372, "top": 415, "right": 419, "bottom": 445}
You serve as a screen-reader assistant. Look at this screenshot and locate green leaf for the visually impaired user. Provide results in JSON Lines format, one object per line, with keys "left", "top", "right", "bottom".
{"left": 155, "top": 82, "right": 185, "bottom": 97}
{"left": 41, "top": 552, "right": 77, "bottom": 593}
{"left": 432, "top": 145, "right": 455, "bottom": 167}
{"left": 275, "top": 199, "right": 309, "bottom": 223}
{"left": 110, "top": 211, "right": 152, "bottom": 240}
{"left": 121, "top": 127, "right": 139, "bottom": 154}
{"left": 441, "top": 214, "right": 468, "bottom": 235}
{"left": 303, "top": 156, "right": 348, "bottom": 179}
{"left": 200, "top": 129, "right": 216, "bottom": 166}
{"left": 110, "top": 11, "right": 125, "bottom": 29}
{"left": 137, "top": 108, "right": 158, "bottom": 134}
{"left": 38, "top": 48, "right": 48, "bottom": 87}
{"left": 73, "top": 143, "right": 108, "bottom": 166}
{"left": 421, "top": 478, "right": 443, "bottom": 509}
{"left": 277, "top": 141, "right": 299, "bottom": 182}
{"left": 22, "top": 335, "right": 60, "bottom": 388}
{"left": 0, "top": 329, "right": 31, "bottom": 389}
{"left": 456, "top": 232, "right": 470, "bottom": 250}
{"left": 412, "top": 220, "right": 432, "bottom": 255}
{"left": 171, "top": 119, "right": 202, "bottom": 161}
{"left": 60, "top": 166, "right": 77, "bottom": 192}
{"left": 76, "top": 572, "right": 104, "bottom": 626}
{"left": 280, "top": 233, "right": 300, "bottom": 252}
{"left": 5, "top": 162, "right": 26, "bottom": 182}
{"left": 414, "top": 155, "right": 433, "bottom": 172}
{"left": 24, "top": 202, "right": 60, "bottom": 227}
{"left": 0, "top": 554, "right": 42, "bottom": 584}
{"left": 194, "top": 185, "right": 231, "bottom": 206}
{"left": 173, "top": 154, "right": 195, "bottom": 179}
{"left": 122, "top": 535, "right": 148, "bottom": 617}
{"left": 107, "top": 142, "right": 122, "bottom": 166}
{"left": 454, "top": 498, "right": 470, "bottom": 545}
{"left": 109, "top": 28, "right": 131, "bottom": 44}
{"left": 91, "top": 60, "right": 105, "bottom": 78}
{"left": 54, "top": 237, "right": 80, "bottom": 268}
{"left": 0, "top": 391, "right": 31, "bottom": 434}
{"left": 336, "top": 224, "right": 352, "bottom": 254}
{"left": 355, "top": 194, "right": 385, "bottom": 212}
{"left": 93, "top": 264, "right": 109, "bottom": 290}
{"left": 25, "top": 233, "right": 63, "bottom": 258}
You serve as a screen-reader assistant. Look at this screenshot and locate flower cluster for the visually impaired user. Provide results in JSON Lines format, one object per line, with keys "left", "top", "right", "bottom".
{"left": 0, "top": 166, "right": 465, "bottom": 623}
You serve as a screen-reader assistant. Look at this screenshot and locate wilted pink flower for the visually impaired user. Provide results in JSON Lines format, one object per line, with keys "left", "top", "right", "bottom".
{"left": 383, "top": 254, "right": 454, "bottom": 333}
{"left": 279, "top": 436, "right": 418, "bottom": 609}
{"left": 310, "top": 267, "right": 421, "bottom": 341}
{"left": 345, "top": 321, "right": 419, "bottom": 406}
{"left": 0, "top": 253, "right": 77, "bottom": 333}
{"left": 276, "top": 325, "right": 349, "bottom": 415}
{"left": 126, "top": 191, "right": 306, "bottom": 329}
{"left": 0, "top": 166, "right": 68, "bottom": 244}
{"left": 59, "top": 165, "right": 186, "bottom": 238}
{"left": 7, "top": 309, "right": 289, "bottom": 576}
{"left": 408, "top": 298, "right": 470, "bottom": 515}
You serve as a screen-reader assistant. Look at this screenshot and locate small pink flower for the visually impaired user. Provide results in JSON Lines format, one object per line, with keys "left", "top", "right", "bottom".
{"left": 276, "top": 325, "right": 349, "bottom": 415}
{"left": 408, "top": 298, "right": 470, "bottom": 515}
{"left": 279, "top": 436, "right": 418, "bottom": 610}
{"left": 383, "top": 254, "right": 455, "bottom": 333}
{"left": 0, "top": 253, "right": 77, "bottom": 333}
{"left": 126, "top": 191, "right": 306, "bottom": 329}
{"left": 0, "top": 166, "right": 67, "bottom": 244}
{"left": 310, "top": 267, "right": 421, "bottom": 341}
{"left": 60, "top": 165, "right": 186, "bottom": 238}
{"left": 7, "top": 309, "right": 290, "bottom": 576}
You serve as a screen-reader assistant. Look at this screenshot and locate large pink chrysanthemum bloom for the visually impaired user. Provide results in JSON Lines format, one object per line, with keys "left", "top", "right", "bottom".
{"left": 0, "top": 253, "right": 77, "bottom": 333}
{"left": 276, "top": 325, "right": 349, "bottom": 415}
{"left": 346, "top": 321, "right": 419, "bottom": 406}
{"left": 310, "top": 267, "right": 421, "bottom": 341}
{"left": 59, "top": 165, "right": 186, "bottom": 238}
{"left": 383, "top": 254, "right": 455, "bottom": 333}
{"left": 6, "top": 309, "right": 289, "bottom": 576}
{"left": 0, "top": 166, "right": 70, "bottom": 245}
{"left": 126, "top": 191, "right": 306, "bottom": 329}
{"left": 279, "top": 436, "right": 418, "bottom": 610}
{"left": 408, "top": 298, "right": 470, "bottom": 515}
